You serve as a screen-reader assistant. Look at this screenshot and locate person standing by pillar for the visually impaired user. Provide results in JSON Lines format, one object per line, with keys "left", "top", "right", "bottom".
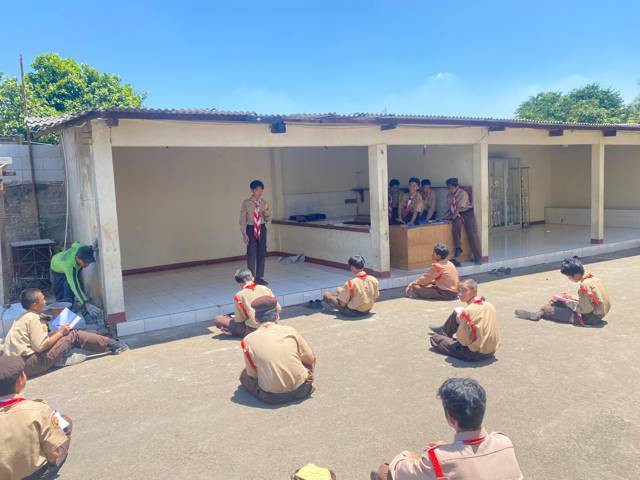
{"left": 440, "top": 178, "right": 482, "bottom": 265}
{"left": 240, "top": 180, "right": 272, "bottom": 285}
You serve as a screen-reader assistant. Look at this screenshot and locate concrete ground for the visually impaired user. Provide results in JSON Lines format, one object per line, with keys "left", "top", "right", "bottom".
{"left": 25, "top": 250, "right": 640, "bottom": 479}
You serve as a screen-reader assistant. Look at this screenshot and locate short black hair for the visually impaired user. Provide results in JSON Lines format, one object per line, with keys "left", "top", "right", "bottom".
{"left": 348, "top": 255, "right": 366, "bottom": 270}
{"left": 560, "top": 257, "right": 584, "bottom": 276}
{"left": 438, "top": 377, "right": 486, "bottom": 430}
{"left": 255, "top": 308, "right": 278, "bottom": 324}
{"left": 389, "top": 179, "right": 400, "bottom": 187}
{"left": 433, "top": 243, "right": 449, "bottom": 259}
{"left": 20, "top": 288, "right": 41, "bottom": 310}
{"left": 445, "top": 177, "right": 459, "bottom": 187}
{"left": 234, "top": 268, "right": 254, "bottom": 284}
{"left": 408, "top": 177, "right": 420, "bottom": 186}
{"left": 249, "top": 180, "right": 264, "bottom": 190}
{"left": 421, "top": 179, "right": 431, "bottom": 187}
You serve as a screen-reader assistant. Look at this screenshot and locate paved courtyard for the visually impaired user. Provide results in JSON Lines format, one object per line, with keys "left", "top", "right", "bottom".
{"left": 24, "top": 250, "right": 640, "bottom": 479}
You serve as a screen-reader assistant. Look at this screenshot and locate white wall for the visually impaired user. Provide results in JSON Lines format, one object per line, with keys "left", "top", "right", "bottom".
{"left": 603, "top": 146, "right": 640, "bottom": 209}
{"left": 113, "top": 147, "right": 276, "bottom": 270}
{"left": 388, "top": 145, "right": 473, "bottom": 186}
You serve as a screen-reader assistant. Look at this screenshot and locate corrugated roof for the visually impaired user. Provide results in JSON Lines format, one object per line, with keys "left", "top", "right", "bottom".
{"left": 26, "top": 107, "right": 640, "bottom": 136}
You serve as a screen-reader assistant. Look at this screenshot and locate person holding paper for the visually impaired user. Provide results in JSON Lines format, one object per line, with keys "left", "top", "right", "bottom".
{"left": 428, "top": 279, "right": 501, "bottom": 362}
{"left": 0, "top": 355, "right": 73, "bottom": 480}
{"left": 514, "top": 257, "right": 611, "bottom": 326}
{"left": 239, "top": 180, "right": 272, "bottom": 286}
{"left": 3, "top": 289, "right": 128, "bottom": 377}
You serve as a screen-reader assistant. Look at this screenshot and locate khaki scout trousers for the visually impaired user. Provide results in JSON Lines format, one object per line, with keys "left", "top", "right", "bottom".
{"left": 23, "top": 330, "right": 111, "bottom": 377}
{"left": 412, "top": 284, "right": 458, "bottom": 301}
{"left": 240, "top": 369, "right": 314, "bottom": 405}
{"left": 540, "top": 301, "right": 605, "bottom": 326}
{"left": 213, "top": 314, "right": 255, "bottom": 337}
{"left": 429, "top": 311, "right": 494, "bottom": 362}
{"left": 452, "top": 209, "right": 482, "bottom": 261}
{"left": 246, "top": 224, "right": 267, "bottom": 281}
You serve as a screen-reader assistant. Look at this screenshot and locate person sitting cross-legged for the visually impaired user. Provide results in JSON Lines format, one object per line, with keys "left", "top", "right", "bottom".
{"left": 406, "top": 243, "right": 459, "bottom": 301}
{"left": 428, "top": 279, "right": 500, "bottom": 362}
{"left": 213, "top": 269, "right": 281, "bottom": 337}
{"left": 514, "top": 257, "right": 611, "bottom": 327}
{"left": 3, "top": 288, "right": 128, "bottom": 377}
{"left": 239, "top": 296, "right": 316, "bottom": 405}
{"left": 372, "top": 377, "right": 522, "bottom": 480}
{"left": 323, "top": 255, "right": 379, "bottom": 317}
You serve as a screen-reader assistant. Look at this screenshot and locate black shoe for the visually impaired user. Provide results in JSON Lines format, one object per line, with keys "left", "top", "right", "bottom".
{"left": 514, "top": 309, "right": 542, "bottom": 321}
{"left": 429, "top": 324, "right": 445, "bottom": 335}
{"left": 109, "top": 340, "right": 129, "bottom": 354}
{"left": 255, "top": 278, "right": 269, "bottom": 286}
{"left": 454, "top": 248, "right": 463, "bottom": 258}
{"left": 473, "top": 258, "right": 483, "bottom": 265}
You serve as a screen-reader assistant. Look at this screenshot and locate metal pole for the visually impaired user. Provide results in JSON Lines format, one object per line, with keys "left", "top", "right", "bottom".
{"left": 19, "top": 54, "right": 41, "bottom": 235}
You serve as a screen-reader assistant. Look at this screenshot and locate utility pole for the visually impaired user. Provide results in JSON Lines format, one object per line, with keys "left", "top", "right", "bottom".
{"left": 19, "top": 53, "right": 41, "bottom": 234}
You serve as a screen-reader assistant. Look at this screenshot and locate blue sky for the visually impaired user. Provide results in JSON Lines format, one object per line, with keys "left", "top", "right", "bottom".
{"left": 2, "top": 0, "right": 639, "bottom": 118}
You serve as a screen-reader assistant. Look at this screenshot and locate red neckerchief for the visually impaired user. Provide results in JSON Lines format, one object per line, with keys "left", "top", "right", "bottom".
{"left": 459, "top": 299, "right": 483, "bottom": 342}
{"left": 244, "top": 282, "right": 257, "bottom": 291}
{"left": 578, "top": 274, "right": 599, "bottom": 307}
{"left": 356, "top": 272, "right": 367, "bottom": 280}
{"left": 428, "top": 435, "right": 486, "bottom": 479}
{"left": 0, "top": 397, "right": 26, "bottom": 408}
{"left": 472, "top": 298, "right": 484, "bottom": 305}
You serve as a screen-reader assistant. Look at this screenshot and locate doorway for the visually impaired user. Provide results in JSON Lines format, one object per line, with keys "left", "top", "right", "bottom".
{"left": 489, "top": 157, "right": 528, "bottom": 229}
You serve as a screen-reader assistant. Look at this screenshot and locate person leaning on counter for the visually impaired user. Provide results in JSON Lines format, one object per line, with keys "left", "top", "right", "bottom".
{"left": 439, "top": 178, "right": 482, "bottom": 265}
{"left": 397, "top": 177, "right": 424, "bottom": 225}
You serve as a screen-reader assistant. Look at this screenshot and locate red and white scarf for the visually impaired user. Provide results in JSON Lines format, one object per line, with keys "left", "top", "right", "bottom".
{"left": 253, "top": 202, "right": 262, "bottom": 240}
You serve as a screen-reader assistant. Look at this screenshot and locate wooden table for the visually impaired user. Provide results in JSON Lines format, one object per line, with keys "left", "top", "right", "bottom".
{"left": 389, "top": 223, "right": 471, "bottom": 270}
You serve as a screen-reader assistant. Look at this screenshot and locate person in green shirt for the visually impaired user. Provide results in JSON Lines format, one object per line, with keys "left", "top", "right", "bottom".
{"left": 49, "top": 242, "right": 101, "bottom": 321}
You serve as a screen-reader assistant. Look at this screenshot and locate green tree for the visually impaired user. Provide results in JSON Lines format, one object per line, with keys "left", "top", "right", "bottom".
{"left": 516, "top": 83, "right": 636, "bottom": 124}
{"left": 0, "top": 53, "right": 146, "bottom": 142}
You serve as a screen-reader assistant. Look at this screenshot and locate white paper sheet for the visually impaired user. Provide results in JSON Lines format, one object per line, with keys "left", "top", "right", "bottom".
{"left": 50, "top": 308, "right": 83, "bottom": 331}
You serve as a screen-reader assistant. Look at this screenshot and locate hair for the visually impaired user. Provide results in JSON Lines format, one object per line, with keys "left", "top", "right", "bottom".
{"left": 389, "top": 179, "right": 400, "bottom": 187}
{"left": 437, "top": 377, "right": 486, "bottom": 430}
{"left": 421, "top": 178, "right": 431, "bottom": 187}
{"left": 459, "top": 278, "right": 478, "bottom": 291}
{"left": 445, "top": 177, "right": 459, "bottom": 187}
{"left": 433, "top": 243, "right": 449, "bottom": 260}
{"left": 348, "top": 255, "right": 366, "bottom": 270}
{"left": 20, "top": 288, "right": 41, "bottom": 310}
{"left": 255, "top": 308, "right": 278, "bottom": 324}
{"left": 408, "top": 177, "right": 420, "bottom": 186}
{"left": 249, "top": 180, "right": 265, "bottom": 190}
{"left": 234, "top": 268, "right": 254, "bottom": 284}
{"left": 560, "top": 257, "right": 584, "bottom": 277}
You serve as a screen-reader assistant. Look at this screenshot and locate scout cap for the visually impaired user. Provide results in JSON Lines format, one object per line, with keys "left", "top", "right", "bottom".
{"left": 251, "top": 295, "right": 278, "bottom": 313}
{"left": 445, "top": 177, "right": 459, "bottom": 187}
{"left": 0, "top": 356, "right": 25, "bottom": 395}
{"left": 77, "top": 246, "right": 96, "bottom": 264}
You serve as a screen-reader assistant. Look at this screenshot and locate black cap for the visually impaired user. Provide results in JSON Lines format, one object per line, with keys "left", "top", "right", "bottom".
{"left": 251, "top": 295, "right": 278, "bottom": 313}
{"left": 0, "top": 356, "right": 25, "bottom": 389}
{"left": 76, "top": 246, "right": 95, "bottom": 264}
{"left": 445, "top": 177, "right": 459, "bottom": 186}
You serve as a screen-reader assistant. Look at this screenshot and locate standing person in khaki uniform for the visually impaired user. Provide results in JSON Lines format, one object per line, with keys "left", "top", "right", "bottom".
{"left": 389, "top": 179, "right": 402, "bottom": 225}
{"left": 3, "top": 289, "right": 128, "bottom": 377}
{"left": 213, "top": 269, "right": 281, "bottom": 337}
{"left": 0, "top": 356, "right": 73, "bottom": 480}
{"left": 239, "top": 296, "right": 316, "bottom": 405}
{"left": 406, "top": 244, "right": 459, "bottom": 301}
{"left": 440, "top": 178, "right": 482, "bottom": 265}
{"left": 515, "top": 257, "right": 611, "bottom": 326}
{"left": 323, "top": 255, "right": 379, "bottom": 317}
{"left": 372, "top": 377, "right": 522, "bottom": 480}
{"left": 428, "top": 279, "right": 500, "bottom": 362}
{"left": 419, "top": 179, "right": 437, "bottom": 222}
{"left": 239, "top": 179, "right": 272, "bottom": 285}
{"left": 397, "top": 177, "right": 424, "bottom": 225}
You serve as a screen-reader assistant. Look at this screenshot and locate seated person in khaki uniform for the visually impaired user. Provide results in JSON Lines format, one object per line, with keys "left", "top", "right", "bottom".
{"left": 323, "top": 255, "right": 380, "bottom": 317}
{"left": 373, "top": 377, "right": 522, "bottom": 480}
{"left": 239, "top": 296, "right": 316, "bottom": 405}
{"left": 406, "top": 244, "right": 459, "bottom": 301}
{"left": 419, "top": 179, "right": 437, "bottom": 222}
{"left": 428, "top": 279, "right": 500, "bottom": 362}
{"left": 397, "top": 177, "right": 424, "bottom": 225}
{"left": 388, "top": 179, "right": 402, "bottom": 225}
{"left": 213, "top": 269, "right": 281, "bottom": 337}
{"left": 3, "top": 289, "right": 128, "bottom": 377}
{"left": 515, "top": 257, "right": 611, "bottom": 326}
{"left": 0, "top": 356, "right": 73, "bottom": 480}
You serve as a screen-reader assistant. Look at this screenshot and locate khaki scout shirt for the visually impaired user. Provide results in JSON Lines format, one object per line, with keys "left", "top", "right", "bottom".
{"left": 233, "top": 282, "right": 279, "bottom": 329}
{"left": 0, "top": 396, "right": 68, "bottom": 480}
{"left": 242, "top": 323, "right": 314, "bottom": 394}
{"left": 456, "top": 299, "right": 500, "bottom": 354}
{"left": 389, "top": 189, "right": 402, "bottom": 210}
{"left": 416, "top": 261, "right": 459, "bottom": 294}
{"left": 577, "top": 274, "right": 611, "bottom": 317}
{"left": 337, "top": 272, "right": 379, "bottom": 312}
{"left": 3, "top": 311, "right": 50, "bottom": 357}
{"left": 388, "top": 429, "right": 523, "bottom": 480}
{"left": 421, "top": 189, "right": 437, "bottom": 219}
{"left": 445, "top": 188, "right": 472, "bottom": 218}
{"left": 239, "top": 197, "right": 272, "bottom": 230}
{"left": 398, "top": 192, "right": 424, "bottom": 220}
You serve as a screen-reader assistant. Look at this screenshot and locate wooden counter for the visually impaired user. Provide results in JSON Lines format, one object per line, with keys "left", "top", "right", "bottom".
{"left": 390, "top": 223, "right": 471, "bottom": 270}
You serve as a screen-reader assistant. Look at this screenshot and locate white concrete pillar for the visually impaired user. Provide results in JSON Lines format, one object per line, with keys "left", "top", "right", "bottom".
{"left": 590, "top": 143, "right": 605, "bottom": 243}
{"left": 472, "top": 140, "right": 489, "bottom": 260}
{"left": 89, "top": 120, "right": 126, "bottom": 324}
{"left": 270, "top": 148, "right": 285, "bottom": 252}
{"left": 368, "top": 144, "right": 390, "bottom": 274}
